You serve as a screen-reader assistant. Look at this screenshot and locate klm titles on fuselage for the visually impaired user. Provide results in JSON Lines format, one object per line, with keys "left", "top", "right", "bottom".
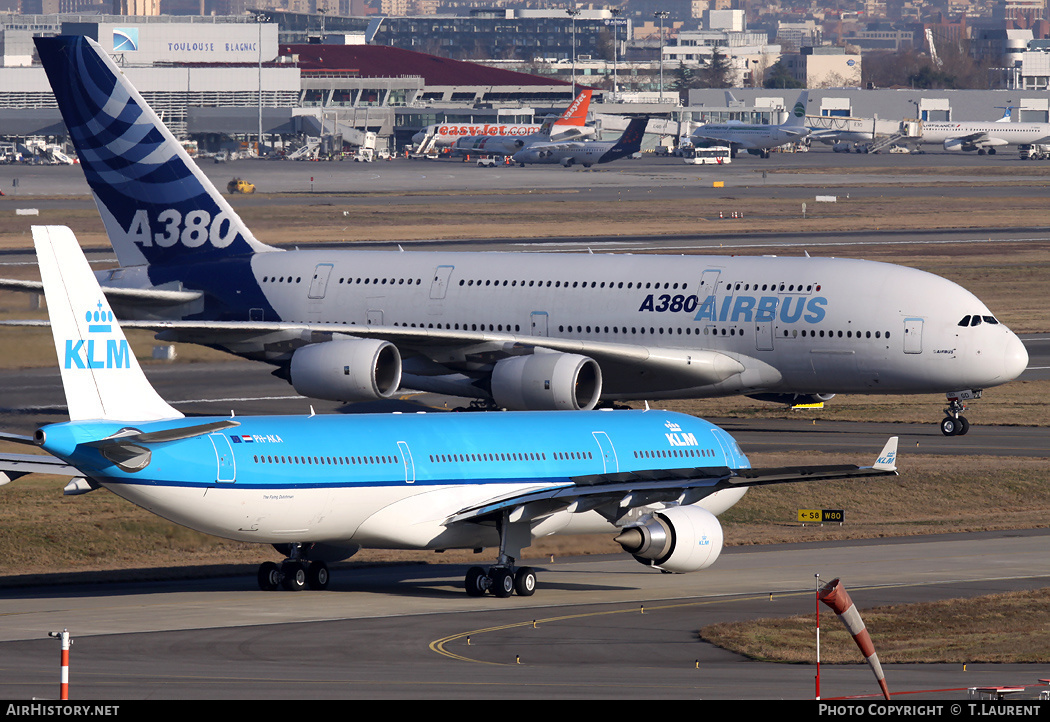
{"left": 637, "top": 293, "right": 828, "bottom": 324}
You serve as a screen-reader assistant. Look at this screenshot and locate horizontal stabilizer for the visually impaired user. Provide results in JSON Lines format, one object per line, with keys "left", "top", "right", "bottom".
{"left": 0, "top": 453, "right": 79, "bottom": 484}
{"left": 112, "top": 419, "right": 240, "bottom": 445}
{"left": 0, "top": 279, "right": 202, "bottom": 307}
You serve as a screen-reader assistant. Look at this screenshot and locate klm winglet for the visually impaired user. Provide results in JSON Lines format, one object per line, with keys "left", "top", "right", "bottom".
{"left": 873, "top": 437, "right": 898, "bottom": 472}
{"left": 31, "top": 225, "right": 184, "bottom": 423}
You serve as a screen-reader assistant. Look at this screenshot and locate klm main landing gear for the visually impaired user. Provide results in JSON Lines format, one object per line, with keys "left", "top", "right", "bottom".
{"left": 463, "top": 511, "right": 537, "bottom": 598}
{"left": 941, "top": 390, "right": 981, "bottom": 436}
{"left": 257, "top": 543, "right": 330, "bottom": 591}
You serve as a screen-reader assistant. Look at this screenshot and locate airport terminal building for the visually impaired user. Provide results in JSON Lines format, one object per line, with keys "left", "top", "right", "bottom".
{"left": 6, "top": 13, "right": 1050, "bottom": 158}
{"left": 0, "top": 14, "right": 576, "bottom": 153}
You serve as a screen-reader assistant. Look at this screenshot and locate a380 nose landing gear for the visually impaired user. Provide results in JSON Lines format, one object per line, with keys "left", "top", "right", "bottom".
{"left": 941, "top": 390, "right": 981, "bottom": 436}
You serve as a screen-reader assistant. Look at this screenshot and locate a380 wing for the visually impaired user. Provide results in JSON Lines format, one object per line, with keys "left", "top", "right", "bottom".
{"left": 0, "top": 319, "right": 746, "bottom": 392}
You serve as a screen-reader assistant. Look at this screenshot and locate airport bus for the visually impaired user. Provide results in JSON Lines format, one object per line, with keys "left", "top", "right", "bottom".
{"left": 682, "top": 145, "right": 731, "bottom": 165}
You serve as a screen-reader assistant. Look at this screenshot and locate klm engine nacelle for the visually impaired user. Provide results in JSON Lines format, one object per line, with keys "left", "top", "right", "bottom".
{"left": 289, "top": 338, "right": 402, "bottom": 402}
{"left": 615, "top": 506, "right": 724, "bottom": 573}
{"left": 490, "top": 352, "right": 601, "bottom": 410}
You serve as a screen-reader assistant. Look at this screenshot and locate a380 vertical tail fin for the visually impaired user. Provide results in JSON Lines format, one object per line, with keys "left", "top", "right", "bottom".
{"left": 34, "top": 36, "right": 274, "bottom": 269}
{"left": 32, "top": 225, "right": 183, "bottom": 422}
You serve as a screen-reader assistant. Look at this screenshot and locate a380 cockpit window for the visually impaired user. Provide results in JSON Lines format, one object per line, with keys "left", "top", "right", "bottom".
{"left": 959, "top": 315, "right": 1000, "bottom": 327}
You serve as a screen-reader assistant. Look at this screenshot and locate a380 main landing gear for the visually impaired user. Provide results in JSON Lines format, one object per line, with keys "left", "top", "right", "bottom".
{"left": 257, "top": 543, "right": 330, "bottom": 591}
{"left": 941, "top": 390, "right": 981, "bottom": 436}
{"left": 463, "top": 511, "right": 537, "bottom": 598}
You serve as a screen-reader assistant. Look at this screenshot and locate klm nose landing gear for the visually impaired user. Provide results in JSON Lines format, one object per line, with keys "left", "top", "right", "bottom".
{"left": 941, "top": 390, "right": 981, "bottom": 436}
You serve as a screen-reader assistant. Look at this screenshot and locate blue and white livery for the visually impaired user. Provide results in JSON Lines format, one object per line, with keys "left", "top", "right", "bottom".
{"left": 10, "top": 36, "right": 1028, "bottom": 436}
{"left": 0, "top": 226, "right": 899, "bottom": 597}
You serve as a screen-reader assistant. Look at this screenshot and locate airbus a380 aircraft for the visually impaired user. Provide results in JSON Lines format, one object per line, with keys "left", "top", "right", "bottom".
{"left": 0, "top": 225, "right": 900, "bottom": 596}
{"left": 10, "top": 36, "right": 1028, "bottom": 438}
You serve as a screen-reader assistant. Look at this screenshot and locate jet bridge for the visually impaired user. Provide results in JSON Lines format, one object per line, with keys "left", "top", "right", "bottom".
{"left": 808, "top": 115, "right": 921, "bottom": 151}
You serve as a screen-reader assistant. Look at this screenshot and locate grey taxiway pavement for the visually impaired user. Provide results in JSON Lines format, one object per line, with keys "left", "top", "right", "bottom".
{"left": 2, "top": 532, "right": 1050, "bottom": 699}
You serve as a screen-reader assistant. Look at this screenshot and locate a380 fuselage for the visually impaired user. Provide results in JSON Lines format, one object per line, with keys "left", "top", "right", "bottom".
{"left": 206, "top": 250, "right": 1027, "bottom": 400}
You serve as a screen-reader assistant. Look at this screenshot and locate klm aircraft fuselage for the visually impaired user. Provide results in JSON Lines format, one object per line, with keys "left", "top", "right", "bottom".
{"left": 38, "top": 409, "right": 749, "bottom": 551}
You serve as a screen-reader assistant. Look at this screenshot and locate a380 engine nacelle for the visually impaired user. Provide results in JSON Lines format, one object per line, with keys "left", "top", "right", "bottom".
{"left": 289, "top": 339, "right": 402, "bottom": 402}
{"left": 490, "top": 352, "right": 602, "bottom": 410}
{"left": 614, "top": 506, "right": 724, "bottom": 573}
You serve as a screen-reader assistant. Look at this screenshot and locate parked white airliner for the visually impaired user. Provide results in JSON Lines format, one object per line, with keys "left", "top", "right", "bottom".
{"left": 690, "top": 91, "right": 811, "bottom": 158}
{"left": 6, "top": 36, "right": 1028, "bottom": 437}
{"left": 919, "top": 116, "right": 1050, "bottom": 154}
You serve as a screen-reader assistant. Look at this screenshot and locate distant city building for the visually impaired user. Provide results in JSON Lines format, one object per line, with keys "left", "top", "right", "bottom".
{"left": 780, "top": 46, "right": 863, "bottom": 89}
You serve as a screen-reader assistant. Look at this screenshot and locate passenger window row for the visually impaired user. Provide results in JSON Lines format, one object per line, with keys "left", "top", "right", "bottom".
{"left": 713, "top": 281, "right": 822, "bottom": 293}
{"left": 791, "top": 329, "right": 891, "bottom": 339}
{"left": 339, "top": 277, "right": 423, "bottom": 286}
{"left": 635, "top": 448, "right": 716, "bottom": 460}
{"left": 458, "top": 279, "right": 691, "bottom": 290}
{"left": 254, "top": 454, "right": 400, "bottom": 466}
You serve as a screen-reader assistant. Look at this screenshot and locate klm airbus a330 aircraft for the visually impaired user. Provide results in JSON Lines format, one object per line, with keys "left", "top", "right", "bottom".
{"left": 0, "top": 226, "right": 899, "bottom": 597}
{"left": 6, "top": 36, "right": 1027, "bottom": 437}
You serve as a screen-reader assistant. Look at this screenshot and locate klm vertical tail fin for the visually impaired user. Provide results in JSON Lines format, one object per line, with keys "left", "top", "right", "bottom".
{"left": 34, "top": 35, "right": 274, "bottom": 269}
{"left": 32, "top": 226, "right": 183, "bottom": 422}
{"left": 786, "top": 91, "right": 810, "bottom": 127}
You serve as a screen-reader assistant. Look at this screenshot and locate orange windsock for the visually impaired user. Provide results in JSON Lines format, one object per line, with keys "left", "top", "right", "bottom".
{"left": 819, "top": 578, "right": 891, "bottom": 700}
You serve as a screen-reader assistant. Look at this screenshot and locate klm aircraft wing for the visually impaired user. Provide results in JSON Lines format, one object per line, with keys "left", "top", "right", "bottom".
{"left": 445, "top": 438, "right": 898, "bottom": 526}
